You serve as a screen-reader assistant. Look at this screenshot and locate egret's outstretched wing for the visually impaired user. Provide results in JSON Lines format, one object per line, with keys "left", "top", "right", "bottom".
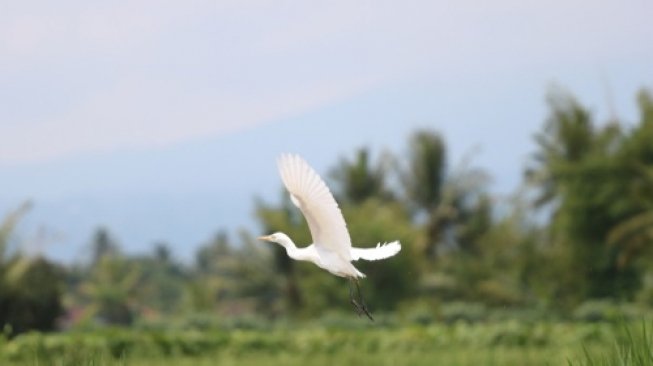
{"left": 351, "top": 241, "right": 401, "bottom": 261}
{"left": 277, "top": 154, "right": 352, "bottom": 261}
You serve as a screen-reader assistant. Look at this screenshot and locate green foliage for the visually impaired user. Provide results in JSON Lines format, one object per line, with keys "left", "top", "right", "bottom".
{"left": 3, "top": 87, "right": 653, "bottom": 335}
{"left": 90, "top": 228, "right": 120, "bottom": 265}
{"left": 330, "top": 148, "right": 394, "bottom": 204}
{"left": 8, "top": 320, "right": 653, "bottom": 366}
{"left": 401, "top": 129, "right": 491, "bottom": 261}
{"left": 136, "top": 245, "right": 187, "bottom": 314}
{"left": 527, "top": 88, "right": 653, "bottom": 306}
{"left": 570, "top": 321, "right": 653, "bottom": 366}
{"left": 79, "top": 254, "right": 141, "bottom": 325}
{"left": 189, "top": 230, "right": 281, "bottom": 317}
{"left": 440, "top": 302, "right": 488, "bottom": 323}
{"left": 256, "top": 193, "right": 310, "bottom": 312}
{"left": 0, "top": 204, "right": 64, "bottom": 335}
{"left": 0, "top": 257, "right": 64, "bottom": 335}
{"left": 0, "top": 321, "right": 624, "bottom": 364}
{"left": 403, "top": 130, "right": 447, "bottom": 213}
{"left": 572, "top": 301, "right": 646, "bottom": 323}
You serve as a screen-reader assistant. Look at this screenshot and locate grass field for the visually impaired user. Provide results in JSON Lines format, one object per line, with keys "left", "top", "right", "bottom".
{"left": 4, "top": 319, "right": 644, "bottom": 366}
{"left": 10, "top": 346, "right": 592, "bottom": 366}
{"left": 4, "top": 344, "right": 596, "bottom": 366}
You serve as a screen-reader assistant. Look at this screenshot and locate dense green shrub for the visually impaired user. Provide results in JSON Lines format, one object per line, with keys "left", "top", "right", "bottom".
{"left": 573, "top": 301, "right": 647, "bottom": 323}
{"left": 440, "top": 302, "right": 488, "bottom": 323}
{"left": 0, "top": 257, "right": 64, "bottom": 335}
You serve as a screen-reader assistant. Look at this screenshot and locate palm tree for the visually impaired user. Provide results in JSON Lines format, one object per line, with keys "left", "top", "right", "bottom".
{"left": 402, "top": 131, "right": 448, "bottom": 258}
{"left": 608, "top": 208, "right": 653, "bottom": 268}
{"left": 404, "top": 131, "right": 447, "bottom": 214}
{"left": 402, "top": 130, "right": 489, "bottom": 258}
{"left": 526, "top": 89, "right": 653, "bottom": 300}
{"left": 79, "top": 254, "right": 140, "bottom": 325}
{"left": 607, "top": 91, "right": 653, "bottom": 268}
{"left": 525, "top": 91, "right": 597, "bottom": 208}
{"left": 330, "top": 148, "right": 394, "bottom": 204}
{"left": 90, "top": 227, "right": 119, "bottom": 265}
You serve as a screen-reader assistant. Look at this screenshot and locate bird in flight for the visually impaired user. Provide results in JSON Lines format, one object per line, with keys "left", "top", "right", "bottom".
{"left": 258, "top": 153, "right": 401, "bottom": 321}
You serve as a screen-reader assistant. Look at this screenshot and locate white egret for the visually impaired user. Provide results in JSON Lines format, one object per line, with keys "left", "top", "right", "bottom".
{"left": 258, "top": 153, "right": 401, "bottom": 321}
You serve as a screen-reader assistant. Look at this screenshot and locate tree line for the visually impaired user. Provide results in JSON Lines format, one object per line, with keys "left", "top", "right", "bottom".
{"left": 1, "top": 88, "right": 652, "bottom": 334}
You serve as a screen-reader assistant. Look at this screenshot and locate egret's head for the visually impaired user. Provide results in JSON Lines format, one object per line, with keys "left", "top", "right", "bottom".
{"left": 257, "top": 232, "right": 291, "bottom": 246}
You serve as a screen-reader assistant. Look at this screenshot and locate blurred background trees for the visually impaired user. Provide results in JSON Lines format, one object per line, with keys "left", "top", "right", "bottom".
{"left": 1, "top": 88, "right": 652, "bottom": 332}
{"left": 526, "top": 89, "right": 653, "bottom": 308}
{"left": 0, "top": 203, "right": 64, "bottom": 335}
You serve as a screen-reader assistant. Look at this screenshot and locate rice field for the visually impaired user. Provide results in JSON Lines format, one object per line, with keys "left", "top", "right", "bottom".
{"left": 4, "top": 320, "right": 651, "bottom": 366}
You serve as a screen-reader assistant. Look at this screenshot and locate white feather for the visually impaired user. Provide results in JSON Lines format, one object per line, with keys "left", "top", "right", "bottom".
{"left": 351, "top": 241, "right": 401, "bottom": 261}
{"left": 277, "top": 154, "right": 354, "bottom": 261}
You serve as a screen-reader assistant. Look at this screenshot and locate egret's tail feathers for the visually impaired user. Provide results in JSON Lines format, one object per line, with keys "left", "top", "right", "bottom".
{"left": 351, "top": 241, "right": 401, "bottom": 261}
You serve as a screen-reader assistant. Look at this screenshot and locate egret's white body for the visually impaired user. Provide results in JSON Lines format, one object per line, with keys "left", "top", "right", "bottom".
{"left": 262, "top": 232, "right": 401, "bottom": 278}
{"left": 259, "top": 153, "right": 401, "bottom": 319}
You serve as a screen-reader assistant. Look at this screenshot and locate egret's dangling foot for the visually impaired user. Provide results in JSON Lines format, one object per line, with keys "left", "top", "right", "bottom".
{"left": 349, "top": 278, "right": 374, "bottom": 321}
{"left": 348, "top": 280, "right": 364, "bottom": 316}
{"left": 354, "top": 279, "right": 374, "bottom": 321}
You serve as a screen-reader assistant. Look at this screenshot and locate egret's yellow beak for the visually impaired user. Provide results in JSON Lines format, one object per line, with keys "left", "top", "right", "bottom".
{"left": 258, "top": 235, "right": 272, "bottom": 242}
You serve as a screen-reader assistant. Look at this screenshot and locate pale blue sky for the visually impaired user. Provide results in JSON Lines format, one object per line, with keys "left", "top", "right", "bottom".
{"left": 1, "top": 1, "right": 652, "bottom": 262}
{"left": 2, "top": 1, "right": 652, "bottom": 163}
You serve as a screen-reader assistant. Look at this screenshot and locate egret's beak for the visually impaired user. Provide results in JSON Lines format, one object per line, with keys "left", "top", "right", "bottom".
{"left": 258, "top": 235, "right": 272, "bottom": 242}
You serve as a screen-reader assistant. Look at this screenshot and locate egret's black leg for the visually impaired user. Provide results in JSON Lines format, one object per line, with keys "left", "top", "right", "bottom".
{"left": 354, "top": 279, "right": 374, "bottom": 322}
{"left": 348, "top": 278, "right": 363, "bottom": 316}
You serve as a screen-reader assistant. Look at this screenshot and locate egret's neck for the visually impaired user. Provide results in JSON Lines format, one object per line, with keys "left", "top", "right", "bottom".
{"left": 276, "top": 236, "right": 307, "bottom": 261}
{"left": 276, "top": 235, "right": 297, "bottom": 253}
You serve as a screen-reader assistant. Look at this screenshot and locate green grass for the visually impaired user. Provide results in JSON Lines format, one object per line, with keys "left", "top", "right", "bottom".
{"left": 569, "top": 321, "right": 653, "bottom": 366}
{"left": 5, "top": 346, "right": 591, "bottom": 366}
{"left": 0, "top": 320, "right": 646, "bottom": 366}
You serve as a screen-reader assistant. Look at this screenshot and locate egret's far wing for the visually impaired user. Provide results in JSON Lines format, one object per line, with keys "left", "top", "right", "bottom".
{"left": 277, "top": 154, "right": 352, "bottom": 261}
